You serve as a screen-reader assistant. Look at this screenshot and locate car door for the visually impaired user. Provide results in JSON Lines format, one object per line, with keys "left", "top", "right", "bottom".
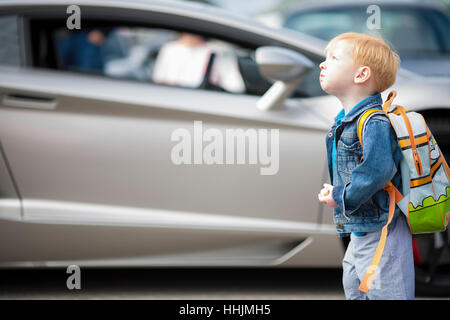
{"left": 0, "top": 2, "right": 336, "bottom": 266}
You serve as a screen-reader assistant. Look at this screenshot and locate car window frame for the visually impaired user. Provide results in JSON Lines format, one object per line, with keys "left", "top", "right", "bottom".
{"left": 7, "top": 3, "right": 325, "bottom": 98}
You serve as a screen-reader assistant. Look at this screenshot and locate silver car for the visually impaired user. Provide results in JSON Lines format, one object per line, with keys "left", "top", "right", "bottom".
{"left": 0, "top": 0, "right": 449, "bottom": 295}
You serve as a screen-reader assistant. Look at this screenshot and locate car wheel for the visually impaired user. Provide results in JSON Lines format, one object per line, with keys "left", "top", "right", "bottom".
{"left": 414, "top": 114, "right": 450, "bottom": 296}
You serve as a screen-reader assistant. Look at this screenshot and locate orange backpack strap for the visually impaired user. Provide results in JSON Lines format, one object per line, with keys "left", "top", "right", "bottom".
{"left": 356, "top": 91, "right": 405, "bottom": 294}
{"left": 383, "top": 90, "right": 397, "bottom": 113}
{"left": 397, "top": 106, "right": 423, "bottom": 176}
{"left": 358, "top": 182, "right": 399, "bottom": 293}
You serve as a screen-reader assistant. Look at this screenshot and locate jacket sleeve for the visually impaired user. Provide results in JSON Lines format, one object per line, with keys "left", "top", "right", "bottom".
{"left": 331, "top": 117, "right": 398, "bottom": 217}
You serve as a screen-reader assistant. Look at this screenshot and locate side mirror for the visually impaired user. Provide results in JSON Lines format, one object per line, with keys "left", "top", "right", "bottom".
{"left": 255, "top": 46, "right": 314, "bottom": 110}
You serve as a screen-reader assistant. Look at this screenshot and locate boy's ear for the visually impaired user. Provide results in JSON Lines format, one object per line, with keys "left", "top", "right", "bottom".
{"left": 354, "top": 66, "right": 371, "bottom": 84}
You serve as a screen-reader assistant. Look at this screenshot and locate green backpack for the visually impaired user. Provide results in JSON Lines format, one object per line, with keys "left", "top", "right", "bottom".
{"left": 356, "top": 90, "right": 450, "bottom": 293}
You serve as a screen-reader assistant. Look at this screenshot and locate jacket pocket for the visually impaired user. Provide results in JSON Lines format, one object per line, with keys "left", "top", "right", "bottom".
{"left": 337, "top": 139, "right": 362, "bottom": 177}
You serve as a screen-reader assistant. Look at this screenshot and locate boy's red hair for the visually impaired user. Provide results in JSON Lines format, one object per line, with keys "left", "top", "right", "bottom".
{"left": 325, "top": 32, "right": 401, "bottom": 93}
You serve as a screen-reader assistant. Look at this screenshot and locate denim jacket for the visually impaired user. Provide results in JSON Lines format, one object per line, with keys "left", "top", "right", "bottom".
{"left": 325, "top": 93, "right": 403, "bottom": 237}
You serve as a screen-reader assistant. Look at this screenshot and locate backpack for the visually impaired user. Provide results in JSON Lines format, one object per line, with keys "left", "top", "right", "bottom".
{"left": 355, "top": 90, "right": 450, "bottom": 293}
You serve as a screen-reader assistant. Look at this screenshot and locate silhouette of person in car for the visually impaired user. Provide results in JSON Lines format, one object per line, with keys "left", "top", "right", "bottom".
{"left": 152, "top": 32, "right": 245, "bottom": 93}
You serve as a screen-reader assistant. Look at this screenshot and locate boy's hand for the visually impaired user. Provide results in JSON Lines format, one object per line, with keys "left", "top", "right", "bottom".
{"left": 318, "top": 183, "right": 338, "bottom": 208}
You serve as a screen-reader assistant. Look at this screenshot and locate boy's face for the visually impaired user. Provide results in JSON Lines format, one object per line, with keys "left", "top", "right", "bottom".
{"left": 319, "top": 40, "right": 360, "bottom": 96}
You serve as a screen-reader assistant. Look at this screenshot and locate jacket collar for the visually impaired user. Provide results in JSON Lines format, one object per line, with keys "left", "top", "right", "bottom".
{"left": 334, "top": 93, "right": 383, "bottom": 124}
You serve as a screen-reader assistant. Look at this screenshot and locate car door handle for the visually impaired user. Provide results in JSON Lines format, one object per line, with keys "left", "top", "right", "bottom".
{"left": 2, "top": 93, "right": 58, "bottom": 110}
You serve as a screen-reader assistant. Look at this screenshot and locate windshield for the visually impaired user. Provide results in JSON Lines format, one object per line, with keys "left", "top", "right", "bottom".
{"left": 284, "top": 7, "right": 450, "bottom": 57}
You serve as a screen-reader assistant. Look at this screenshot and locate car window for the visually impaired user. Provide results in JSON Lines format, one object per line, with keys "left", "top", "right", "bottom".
{"left": 379, "top": 9, "right": 445, "bottom": 55}
{"left": 285, "top": 11, "right": 363, "bottom": 41}
{"left": 29, "top": 19, "right": 325, "bottom": 98}
{"left": 284, "top": 8, "right": 450, "bottom": 57}
{"left": 429, "top": 10, "right": 450, "bottom": 52}
{"left": 0, "top": 15, "right": 21, "bottom": 66}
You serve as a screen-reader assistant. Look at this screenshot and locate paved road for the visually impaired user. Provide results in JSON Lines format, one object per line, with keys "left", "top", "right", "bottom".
{"left": 0, "top": 268, "right": 447, "bottom": 300}
{"left": 0, "top": 268, "right": 345, "bottom": 299}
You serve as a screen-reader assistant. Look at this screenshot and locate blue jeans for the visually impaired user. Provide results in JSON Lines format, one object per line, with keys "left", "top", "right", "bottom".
{"left": 342, "top": 214, "right": 415, "bottom": 300}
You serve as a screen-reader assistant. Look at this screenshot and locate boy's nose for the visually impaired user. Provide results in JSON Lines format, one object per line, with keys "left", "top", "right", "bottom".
{"left": 320, "top": 61, "right": 326, "bottom": 70}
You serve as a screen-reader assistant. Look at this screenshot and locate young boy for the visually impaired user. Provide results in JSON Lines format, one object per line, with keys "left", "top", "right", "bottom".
{"left": 317, "top": 32, "right": 414, "bottom": 300}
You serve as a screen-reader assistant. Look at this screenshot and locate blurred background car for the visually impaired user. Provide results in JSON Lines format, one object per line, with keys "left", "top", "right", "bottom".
{"left": 0, "top": 0, "right": 449, "bottom": 296}
{"left": 281, "top": 0, "right": 450, "bottom": 77}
